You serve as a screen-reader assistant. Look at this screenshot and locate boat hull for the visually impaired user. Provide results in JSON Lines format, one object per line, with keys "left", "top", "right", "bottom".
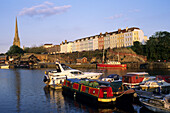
{"left": 141, "top": 100, "right": 170, "bottom": 113}
{"left": 50, "top": 84, "right": 63, "bottom": 90}
{"left": 0, "top": 65, "right": 9, "bottom": 69}
{"left": 62, "top": 84, "right": 135, "bottom": 108}
{"left": 44, "top": 74, "right": 102, "bottom": 86}
{"left": 62, "top": 86, "right": 116, "bottom": 108}
{"left": 97, "top": 64, "right": 126, "bottom": 68}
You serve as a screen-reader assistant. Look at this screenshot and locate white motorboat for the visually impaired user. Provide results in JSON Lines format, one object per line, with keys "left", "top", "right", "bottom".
{"left": 139, "top": 92, "right": 170, "bottom": 113}
{"left": 140, "top": 80, "right": 170, "bottom": 92}
{"left": 139, "top": 75, "right": 170, "bottom": 93}
{"left": 43, "top": 62, "right": 103, "bottom": 86}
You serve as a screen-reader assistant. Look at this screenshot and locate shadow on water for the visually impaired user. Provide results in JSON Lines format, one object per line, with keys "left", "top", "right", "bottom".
{"left": 43, "top": 86, "right": 138, "bottom": 113}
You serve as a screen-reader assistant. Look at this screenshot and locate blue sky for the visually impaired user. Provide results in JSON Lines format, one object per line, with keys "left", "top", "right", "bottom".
{"left": 0, "top": 0, "right": 170, "bottom": 53}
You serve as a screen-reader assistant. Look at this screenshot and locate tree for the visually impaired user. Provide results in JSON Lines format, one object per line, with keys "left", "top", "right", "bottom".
{"left": 131, "top": 41, "right": 143, "bottom": 55}
{"left": 24, "top": 46, "right": 47, "bottom": 54}
{"left": 6, "top": 45, "right": 24, "bottom": 55}
{"left": 146, "top": 31, "right": 170, "bottom": 61}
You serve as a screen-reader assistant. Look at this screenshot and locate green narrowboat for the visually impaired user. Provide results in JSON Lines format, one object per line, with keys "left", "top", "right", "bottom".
{"left": 62, "top": 79, "right": 136, "bottom": 107}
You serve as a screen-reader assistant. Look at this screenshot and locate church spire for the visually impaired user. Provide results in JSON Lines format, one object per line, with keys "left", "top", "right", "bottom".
{"left": 13, "top": 17, "right": 20, "bottom": 47}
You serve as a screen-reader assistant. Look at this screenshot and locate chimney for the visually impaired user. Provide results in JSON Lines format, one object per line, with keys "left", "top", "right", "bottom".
{"left": 126, "top": 27, "right": 128, "bottom": 31}
{"left": 118, "top": 28, "right": 121, "bottom": 33}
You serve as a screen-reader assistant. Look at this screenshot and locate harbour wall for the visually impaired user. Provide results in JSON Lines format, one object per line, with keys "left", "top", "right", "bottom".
{"left": 7, "top": 62, "right": 169, "bottom": 69}
{"left": 35, "top": 62, "right": 170, "bottom": 69}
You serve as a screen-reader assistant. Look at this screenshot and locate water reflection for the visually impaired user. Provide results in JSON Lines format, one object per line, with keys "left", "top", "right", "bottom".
{"left": 43, "top": 87, "right": 136, "bottom": 113}
{"left": 0, "top": 68, "right": 168, "bottom": 113}
{"left": 13, "top": 70, "right": 21, "bottom": 113}
{"left": 44, "top": 86, "right": 65, "bottom": 112}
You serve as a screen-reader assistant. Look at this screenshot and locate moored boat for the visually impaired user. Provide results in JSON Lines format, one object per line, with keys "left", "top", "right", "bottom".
{"left": 138, "top": 91, "right": 170, "bottom": 113}
{"left": 101, "top": 74, "right": 121, "bottom": 82}
{"left": 140, "top": 80, "right": 170, "bottom": 93}
{"left": 97, "top": 61, "right": 127, "bottom": 68}
{"left": 43, "top": 62, "right": 103, "bottom": 87}
{"left": 122, "top": 72, "right": 155, "bottom": 89}
{"left": 62, "top": 78, "right": 136, "bottom": 107}
{"left": 0, "top": 65, "right": 9, "bottom": 69}
{"left": 139, "top": 75, "right": 170, "bottom": 93}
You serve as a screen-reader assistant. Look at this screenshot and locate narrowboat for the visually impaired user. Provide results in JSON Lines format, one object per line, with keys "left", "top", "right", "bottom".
{"left": 62, "top": 79, "right": 136, "bottom": 108}
{"left": 122, "top": 72, "right": 155, "bottom": 88}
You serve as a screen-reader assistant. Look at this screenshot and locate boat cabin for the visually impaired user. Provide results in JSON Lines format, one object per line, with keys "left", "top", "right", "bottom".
{"left": 122, "top": 72, "right": 150, "bottom": 88}
{"left": 55, "top": 62, "right": 72, "bottom": 72}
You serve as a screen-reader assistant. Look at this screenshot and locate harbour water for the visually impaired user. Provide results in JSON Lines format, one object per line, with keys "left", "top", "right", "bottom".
{"left": 0, "top": 68, "right": 169, "bottom": 113}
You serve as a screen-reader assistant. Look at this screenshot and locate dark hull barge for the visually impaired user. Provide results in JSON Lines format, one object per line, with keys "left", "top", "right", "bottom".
{"left": 62, "top": 79, "right": 137, "bottom": 108}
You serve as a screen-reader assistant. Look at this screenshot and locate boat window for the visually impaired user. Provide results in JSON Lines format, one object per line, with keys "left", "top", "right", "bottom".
{"left": 136, "top": 76, "right": 138, "bottom": 79}
{"left": 71, "top": 71, "right": 83, "bottom": 75}
{"left": 145, "top": 82, "right": 150, "bottom": 85}
{"left": 61, "top": 64, "right": 72, "bottom": 70}
{"left": 107, "top": 74, "right": 119, "bottom": 80}
{"left": 56, "top": 64, "right": 61, "bottom": 72}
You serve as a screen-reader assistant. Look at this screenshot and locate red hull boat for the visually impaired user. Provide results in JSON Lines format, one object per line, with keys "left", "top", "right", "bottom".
{"left": 97, "top": 63, "right": 127, "bottom": 68}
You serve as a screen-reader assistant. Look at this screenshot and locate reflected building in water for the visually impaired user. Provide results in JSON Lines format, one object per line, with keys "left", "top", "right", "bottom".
{"left": 13, "top": 70, "right": 21, "bottom": 113}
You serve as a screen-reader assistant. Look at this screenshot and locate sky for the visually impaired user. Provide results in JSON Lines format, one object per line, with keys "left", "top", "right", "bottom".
{"left": 0, "top": 0, "right": 170, "bottom": 53}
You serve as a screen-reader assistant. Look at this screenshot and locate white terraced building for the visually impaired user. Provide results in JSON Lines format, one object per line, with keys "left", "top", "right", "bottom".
{"left": 59, "top": 27, "right": 147, "bottom": 53}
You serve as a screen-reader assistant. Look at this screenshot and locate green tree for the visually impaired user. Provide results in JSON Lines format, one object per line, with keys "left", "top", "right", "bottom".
{"left": 24, "top": 46, "right": 47, "bottom": 54}
{"left": 131, "top": 41, "right": 143, "bottom": 55}
{"left": 146, "top": 31, "right": 170, "bottom": 61}
{"left": 6, "top": 45, "right": 24, "bottom": 55}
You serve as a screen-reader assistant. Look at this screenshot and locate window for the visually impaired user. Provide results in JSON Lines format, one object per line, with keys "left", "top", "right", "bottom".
{"left": 136, "top": 76, "right": 138, "bottom": 79}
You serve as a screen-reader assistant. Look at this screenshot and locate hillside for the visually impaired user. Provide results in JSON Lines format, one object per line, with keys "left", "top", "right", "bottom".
{"left": 48, "top": 48, "right": 147, "bottom": 63}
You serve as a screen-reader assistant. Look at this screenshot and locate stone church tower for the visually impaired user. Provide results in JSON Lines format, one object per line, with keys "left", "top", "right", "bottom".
{"left": 13, "top": 17, "right": 20, "bottom": 47}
